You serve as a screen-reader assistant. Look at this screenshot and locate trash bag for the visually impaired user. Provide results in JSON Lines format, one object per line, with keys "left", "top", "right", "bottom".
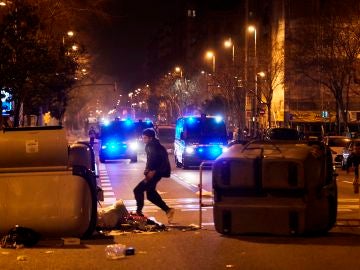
{"left": 1, "top": 226, "right": 40, "bottom": 248}
{"left": 120, "top": 213, "right": 166, "bottom": 232}
{"left": 96, "top": 200, "right": 167, "bottom": 232}
{"left": 97, "top": 200, "right": 130, "bottom": 229}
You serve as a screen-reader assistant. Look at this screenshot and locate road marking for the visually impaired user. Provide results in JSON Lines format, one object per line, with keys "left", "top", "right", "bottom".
{"left": 343, "top": 181, "right": 354, "bottom": 184}
{"left": 103, "top": 197, "right": 116, "bottom": 204}
{"left": 98, "top": 163, "right": 117, "bottom": 205}
{"left": 338, "top": 198, "right": 359, "bottom": 203}
{"left": 101, "top": 183, "right": 112, "bottom": 187}
{"left": 171, "top": 173, "right": 203, "bottom": 193}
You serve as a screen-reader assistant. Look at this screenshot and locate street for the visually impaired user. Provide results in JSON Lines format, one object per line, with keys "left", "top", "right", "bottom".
{"left": 1, "top": 141, "right": 360, "bottom": 270}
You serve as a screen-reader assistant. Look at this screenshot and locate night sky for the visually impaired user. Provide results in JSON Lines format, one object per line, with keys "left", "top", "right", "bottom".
{"left": 89, "top": 1, "right": 178, "bottom": 91}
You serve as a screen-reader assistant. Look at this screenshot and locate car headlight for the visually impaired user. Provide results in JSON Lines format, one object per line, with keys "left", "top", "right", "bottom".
{"left": 185, "top": 146, "right": 195, "bottom": 154}
{"left": 129, "top": 141, "right": 139, "bottom": 150}
{"left": 221, "top": 146, "right": 228, "bottom": 152}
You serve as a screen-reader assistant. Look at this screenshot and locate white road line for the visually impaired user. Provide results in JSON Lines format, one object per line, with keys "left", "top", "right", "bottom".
{"left": 98, "top": 165, "right": 118, "bottom": 206}
{"left": 201, "top": 222, "right": 215, "bottom": 226}
{"left": 101, "top": 183, "right": 112, "bottom": 187}
{"left": 103, "top": 197, "right": 116, "bottom": 204}
{"left": 338, "top": 198, "right": 359, "bottom": 202}
{"left": 101, "top": 180, "right": 111, "bottom": 183}
{"left": 181, "top": 209, "right": 208, "bottom": 212}
{"left": 338, "top": 205, "right": 359, "bottom": 209}
{"left": 342, "top": 181, "right": 353, "bottom": 184}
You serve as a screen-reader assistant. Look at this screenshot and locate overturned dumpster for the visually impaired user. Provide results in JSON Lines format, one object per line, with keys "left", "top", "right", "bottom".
{"left": 0, "top": 126, "right": 97, "bottom": 238}
{"left": 212, "top": 140, "right": 337, "bottom": 235}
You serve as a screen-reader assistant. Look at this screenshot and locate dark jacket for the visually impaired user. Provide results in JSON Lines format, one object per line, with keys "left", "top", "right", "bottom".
{"left": 145, "top": 138, "right": 171, "bottom": 177}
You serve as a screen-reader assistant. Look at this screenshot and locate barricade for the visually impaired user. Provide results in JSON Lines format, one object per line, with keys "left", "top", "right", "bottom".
{"left": 0, "top": 127, "right": 97, "bottom": 238}
{"left": 204, "top": 140, "right": 338, "bottom": 235}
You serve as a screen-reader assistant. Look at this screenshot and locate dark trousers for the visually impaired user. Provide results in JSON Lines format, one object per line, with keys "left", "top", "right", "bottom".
{"left": 133, "top": 174, "right": 170, "bottom": 213}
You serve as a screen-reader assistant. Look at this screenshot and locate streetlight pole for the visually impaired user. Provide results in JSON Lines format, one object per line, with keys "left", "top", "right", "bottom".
{"left": 248, "top": 25, "right": 257, "bottom": 137}
{"left": 205, "top": 51, "right": 216, "bottom": 74}
{"left": 224, "top": 38, "right": 235, "bottom": 65}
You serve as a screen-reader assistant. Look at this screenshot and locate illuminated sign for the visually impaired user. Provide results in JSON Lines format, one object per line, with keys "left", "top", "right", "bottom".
{"left": 1, "top": 90, "right": 12, "bottom": 116}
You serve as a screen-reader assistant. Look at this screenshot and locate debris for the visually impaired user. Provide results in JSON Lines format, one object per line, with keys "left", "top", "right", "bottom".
{"left": 104, "top": 244, "right": 127, "bottom": 260}
{"left": 1, "top": 226, "right": 40, "bottom": 248}
{"left": 16, "top": 255, "right": 28, "bottom": 261}
{"left": 61, "top": 238, "right": 81, "bottom": 246}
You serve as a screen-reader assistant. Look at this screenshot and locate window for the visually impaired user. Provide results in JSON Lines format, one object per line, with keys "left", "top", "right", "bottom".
{"left": 187, "top": 9, "right": 196, "bottom": 17}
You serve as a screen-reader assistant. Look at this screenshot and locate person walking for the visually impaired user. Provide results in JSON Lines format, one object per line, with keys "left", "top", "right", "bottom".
{"left": 133, "top": 128, "right": 175, "bottom": 223}
{"left": 346, "top": 142, "right": 360, "bottom": 194}
{"left": 88, "top": 126, "right": 96, "bottom": 147}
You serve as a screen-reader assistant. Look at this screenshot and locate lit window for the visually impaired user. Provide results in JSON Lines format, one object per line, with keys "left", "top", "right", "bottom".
{"left": 187, "top": 9, "right": 196, "bottom": 17}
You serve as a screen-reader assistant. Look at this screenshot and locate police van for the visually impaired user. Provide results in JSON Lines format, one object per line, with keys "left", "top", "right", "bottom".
{"left": 174, "top": 114, "right": 228, "bottom": 169}
{"left": 99, "top": 119, "right": 140, "bottom": 163}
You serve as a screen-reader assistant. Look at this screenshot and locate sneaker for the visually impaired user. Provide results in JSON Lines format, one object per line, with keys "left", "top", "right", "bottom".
{"left": 131, "top": 210, "right": 144, "bottom": 217}
{"left": 166, "top": 208, "right": 175, "bottom": 223}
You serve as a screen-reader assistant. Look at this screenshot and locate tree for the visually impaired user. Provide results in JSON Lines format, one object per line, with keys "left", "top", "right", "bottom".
{"left": 289, "top": 2, "right": 360, "bottom": 133}
{"left": 0, "top": 1, "right": 79, "bottom": 126}
{"left": 257, "top": 40, "right": 284, "bottom": 128}
{"left": 0, "top": 1, "right": 48, "bottom": 126}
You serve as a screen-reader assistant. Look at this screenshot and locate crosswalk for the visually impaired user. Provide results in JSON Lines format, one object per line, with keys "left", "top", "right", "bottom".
{"left": 98, "top": 164, "right": 360, "bottom": 215}
{"left": 338, "top": 198, "right": 360, "bottom": 212}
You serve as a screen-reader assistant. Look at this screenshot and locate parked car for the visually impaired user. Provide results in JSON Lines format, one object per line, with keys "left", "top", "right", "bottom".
{"left": 323, "top": 136, "right": 351, "bottom": 168}
{"left": 264, "top": 128, "right": 300, "bottom": 140}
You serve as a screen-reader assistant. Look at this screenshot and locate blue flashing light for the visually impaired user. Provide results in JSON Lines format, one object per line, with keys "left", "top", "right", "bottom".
{"left": 215, "top": 115, "right": 223, "bottom": 123}
{"left": 187, "top": 117, "right": 195, "bottom": 124}
{"left": 209, "top": 146, "right": 222, "bottom": 156}
{"left": 103, "top": 141, "right": 128, "bottom": 154}
{"left": 102, "top": 119, "right": 110, "bottom": 126}
{"left": 124, "top": 118, "right": 133, "bottom": 126}
{"left": 145, "top": 119, "right": 152, "bottom": 125}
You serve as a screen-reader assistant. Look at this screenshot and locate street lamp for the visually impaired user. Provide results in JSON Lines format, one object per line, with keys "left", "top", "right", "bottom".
{"left": 248, "top": 25, "right": 258, "bottom": 136}
{"left": 258, "top": 71, "right": 265, "bottom": 78}
{"left": 62, "top": 30, "right": 75, "bottom": 45}
{"left": 175, "top": 66, "right": 183, "bottom": 77}
{"left": 205, "top": 50, "right": 216, "bottom": 73}
{"left": 224, "top": 38, "right": 235, "bottom": 64}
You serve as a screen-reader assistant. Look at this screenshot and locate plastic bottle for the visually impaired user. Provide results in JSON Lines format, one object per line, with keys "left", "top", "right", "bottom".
{"left": 104, "top": 244, "right": 126, "bottom": 260}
